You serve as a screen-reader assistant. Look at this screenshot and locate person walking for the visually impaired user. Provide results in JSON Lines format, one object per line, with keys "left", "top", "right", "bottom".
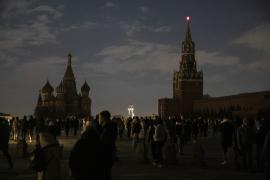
{"left": 263, "top": 122, "right": 270, "bottom": 180}
{"left": 69, "top": 119, "right": 101, "bottom": 180}
{"left": 152, "top": 118, "right": 167, "bottom": 168}
{"left": 98, "top": 111, "right": 117, "bottom": 180}
{"left": 219, "top": 117, "right": 234, "bottom": 165}
{"left": 131, "top": 117, "right": 142, "bottom": 151}
{"left": 237, "top": 118, "right": 255, "bottom": 171}
{"left": 175, "top": 118, "right": 184, "bottom": 155}
{"left": 36, "top": 129, "right": 62, "bottom": 180}
{"left": 64, "top": 118, "right": 70, "bottom": 136}
{"left": 0, "top": 117, "right": 13, "bottom": 170}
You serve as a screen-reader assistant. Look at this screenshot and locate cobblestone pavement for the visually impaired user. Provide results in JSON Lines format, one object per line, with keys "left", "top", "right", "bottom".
{"left": 0, "top": 133, "right": 265, "bottom": 180}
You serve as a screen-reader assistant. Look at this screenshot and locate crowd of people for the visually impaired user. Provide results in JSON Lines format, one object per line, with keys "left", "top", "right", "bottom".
{"left": 0, "top": 112, "right": 270, "bottom": 180}
{"left": 7, "top": 116, "right": 82, "bottom": 143}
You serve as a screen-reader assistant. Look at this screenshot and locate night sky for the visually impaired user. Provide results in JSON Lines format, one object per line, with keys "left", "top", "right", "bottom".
{"left": 0, "top": 0, "right": 269, "bottom": 117}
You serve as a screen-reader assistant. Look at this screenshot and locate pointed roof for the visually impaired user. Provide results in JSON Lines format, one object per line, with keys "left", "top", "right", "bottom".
{"left": 42, "top": 80, "right": 54, "bottom": 93}
{"left": 81, "top": 81, "right": 90, "bottom": 92}
{"left": 68, "top": 51, "right": 72, "bottom": 66}
{"left": 56, "top": 81, "right": 64, "bottom": 93}
{"left": 184, "top": 16, "right": 192, "bottom": 42}
{"left": 37, "top": 91, "right": 42, "bottom": 105}
{"left": 64, "top": 51, "right": 75, "bottom": 80}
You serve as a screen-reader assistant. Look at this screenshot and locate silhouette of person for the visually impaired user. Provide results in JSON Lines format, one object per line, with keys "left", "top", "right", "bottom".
{"left": 69, "top": 119, "right": 101, "bottom": 180}
{"left": 98, "top": 111, "right": 117, "bottom": 180}
{"left": 0, "top": 117, "right": 13, "bottom": 169}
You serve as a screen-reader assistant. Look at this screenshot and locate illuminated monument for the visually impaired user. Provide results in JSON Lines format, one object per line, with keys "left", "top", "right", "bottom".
{"left": 34, "top": 52, "right": 92, "bottom": 119}
{"left": 128, "top": 105, "right": 135, "bottom": 118}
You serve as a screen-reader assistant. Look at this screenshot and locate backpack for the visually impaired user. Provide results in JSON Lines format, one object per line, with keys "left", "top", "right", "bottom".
{"left": 29, "top": 147, "right": 46, "bottom": 172}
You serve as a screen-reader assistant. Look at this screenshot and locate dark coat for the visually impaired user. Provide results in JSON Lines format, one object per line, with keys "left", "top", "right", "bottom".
{"left": 69, "top": 127, "right": 101, "bottom": 180}
{"left": 237, "top": 125, "right": 255, "bottom": 147}
{"left": 219, "top": 120, "right": 234, "bottom": 148}
{"left": 0, "top": 118, "right": 10, "bottom": 150}
{"left": 99, "top": 121, "right": 117, "bottom": 168}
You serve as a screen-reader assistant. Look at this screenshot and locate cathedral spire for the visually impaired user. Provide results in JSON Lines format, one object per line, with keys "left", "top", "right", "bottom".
{"left": 64, "top": 51, "right": 75, "bottom": 80}
{"left": 68, "top": 51, "right": 72, "bottom": 67}
{"left": 63, "top": 51, "right": 77, "bottom": 97}
{"left": 184, "top": 16, "right": 192, "bottom": 42}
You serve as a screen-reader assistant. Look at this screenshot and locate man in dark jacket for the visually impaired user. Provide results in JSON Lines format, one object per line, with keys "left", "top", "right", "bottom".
{"left": 98, "top": 111, "right": 117, "bottom": 180}
{"left": 69, "top": 120, "right": 101, "bottom": 180}
{"left": 237, "top": 118, "right": 255, "bottom": 170}
{"left": 219, "top": 117, "right": 234, "bottom": 165}
{"left": 0, "top": 117, "right": 13, "bottom": 169}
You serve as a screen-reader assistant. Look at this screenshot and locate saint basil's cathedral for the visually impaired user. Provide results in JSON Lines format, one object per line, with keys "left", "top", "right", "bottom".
{"left": 34, "top": 52, "right": 91, "bottom": 119}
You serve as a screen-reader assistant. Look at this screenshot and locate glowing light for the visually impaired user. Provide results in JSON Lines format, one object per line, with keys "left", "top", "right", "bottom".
{"left": 186, "top": 16, "right": 190, "bottom": 21}
{"left": 128, "top": 105, "right": 135, "bottom": 118}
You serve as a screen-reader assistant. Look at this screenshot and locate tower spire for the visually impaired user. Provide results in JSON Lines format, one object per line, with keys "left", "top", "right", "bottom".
{"left": 184, "top": 16, "right": 192, "bottom": 42}
{"left": 68, "top": 51, "right": 72, "bottom": 66}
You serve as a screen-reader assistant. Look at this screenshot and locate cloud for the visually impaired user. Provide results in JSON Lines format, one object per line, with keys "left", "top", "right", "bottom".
{"left": 122, "top": 22, "right": 173, "bottom": 37}
{"left": 1, "top": 0, "right": 64, "bottom": 19}
{"left": 85, "top": 40, "right": 178, "bottom": 75}
{"left": 233, "top": 22, "right": 270, "bottom": 53}
{"left": 0, "top": 0, "right": 37, "bottom": 18}
{"left": 197, "top": 51, "right": 240, "bottom": 66}
{"left": 153, "top": 26, "right": 172, "bottom": 33}
{"left": 0, "top": 19, "right": 57, "bottom": 49}
{"left": 139, "top": 6, "right": 149, "bottom": 13}
{"left": 29, "top": 5, "right": 63, "bottom": 19}
{"left": 0, "top": 2, "right": 65, "bottom": 50}
{"left": 105, "top": 2, "right": 117, "bottom": 8}
{"left": 233, "top": 22, "right": 270, "bottom": 71}
{"left": 0, "top": 51, "right": 18, "bottom": 69}
{"left": 63, "top": 21, "right": 98, "bottom": 32}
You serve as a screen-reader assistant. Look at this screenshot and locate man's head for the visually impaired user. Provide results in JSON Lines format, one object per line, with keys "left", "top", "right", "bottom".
{"left": 99, "top": 110, "right": 111, "bottom": 126}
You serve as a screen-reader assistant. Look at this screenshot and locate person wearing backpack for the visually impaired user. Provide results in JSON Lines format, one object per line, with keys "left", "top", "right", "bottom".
{"left": 36, "top": 129, "right": 61, "bottom": 180}
{"left": 152, "top": 118, "right": 167, "bottom": 168}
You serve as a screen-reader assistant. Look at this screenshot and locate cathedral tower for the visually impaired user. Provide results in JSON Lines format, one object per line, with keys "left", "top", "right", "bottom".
{"left": 80, "top": 81, "right": 92, "bottom": 117}
{"left": 63, "top": 52, "right": 80, "bottom": 116}
{"left": 55, "top": 81, "right": 66, "bottom": 118}
{"left": 34, "top": 51, "right": 92, "bottom": 119}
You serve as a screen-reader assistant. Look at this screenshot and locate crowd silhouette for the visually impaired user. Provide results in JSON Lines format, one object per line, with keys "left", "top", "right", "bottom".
{"left": 0, "top": 112, "right": 270, "bottom": 180}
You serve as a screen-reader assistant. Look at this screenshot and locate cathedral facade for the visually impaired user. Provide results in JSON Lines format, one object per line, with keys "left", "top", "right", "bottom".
{"left": 34, "top": 52, "right": 91, "bottom": 119}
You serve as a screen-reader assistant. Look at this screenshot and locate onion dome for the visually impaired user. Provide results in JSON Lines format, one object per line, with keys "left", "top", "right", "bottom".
{"left": 56, "top": 81, "right": 64, "bottom": 93}
{"left": 81, "top": 81, "right": 90, "bottom": 92}
{"left": 42, "top": 80, "right": 54, "bottom": 93}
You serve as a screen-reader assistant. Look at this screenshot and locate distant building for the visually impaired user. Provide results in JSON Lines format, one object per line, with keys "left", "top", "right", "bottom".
{"left": 34, "top": 52, "right": 91, "bottom": 119}
{"left": 158, "top": 18, "right": 270, "bottom": 118}
{"left": 194, "top": 91, "right": 270, "bottom": 117}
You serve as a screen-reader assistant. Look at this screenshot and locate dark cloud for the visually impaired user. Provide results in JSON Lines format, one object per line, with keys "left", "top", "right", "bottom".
{"left": 0, "top": 0, "right": 270, "bottom": 116}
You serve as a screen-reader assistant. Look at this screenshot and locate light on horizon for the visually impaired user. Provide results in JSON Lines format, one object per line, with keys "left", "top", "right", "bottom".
{"left": 186, "top": 16, "right": 190, "bottom": 21}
